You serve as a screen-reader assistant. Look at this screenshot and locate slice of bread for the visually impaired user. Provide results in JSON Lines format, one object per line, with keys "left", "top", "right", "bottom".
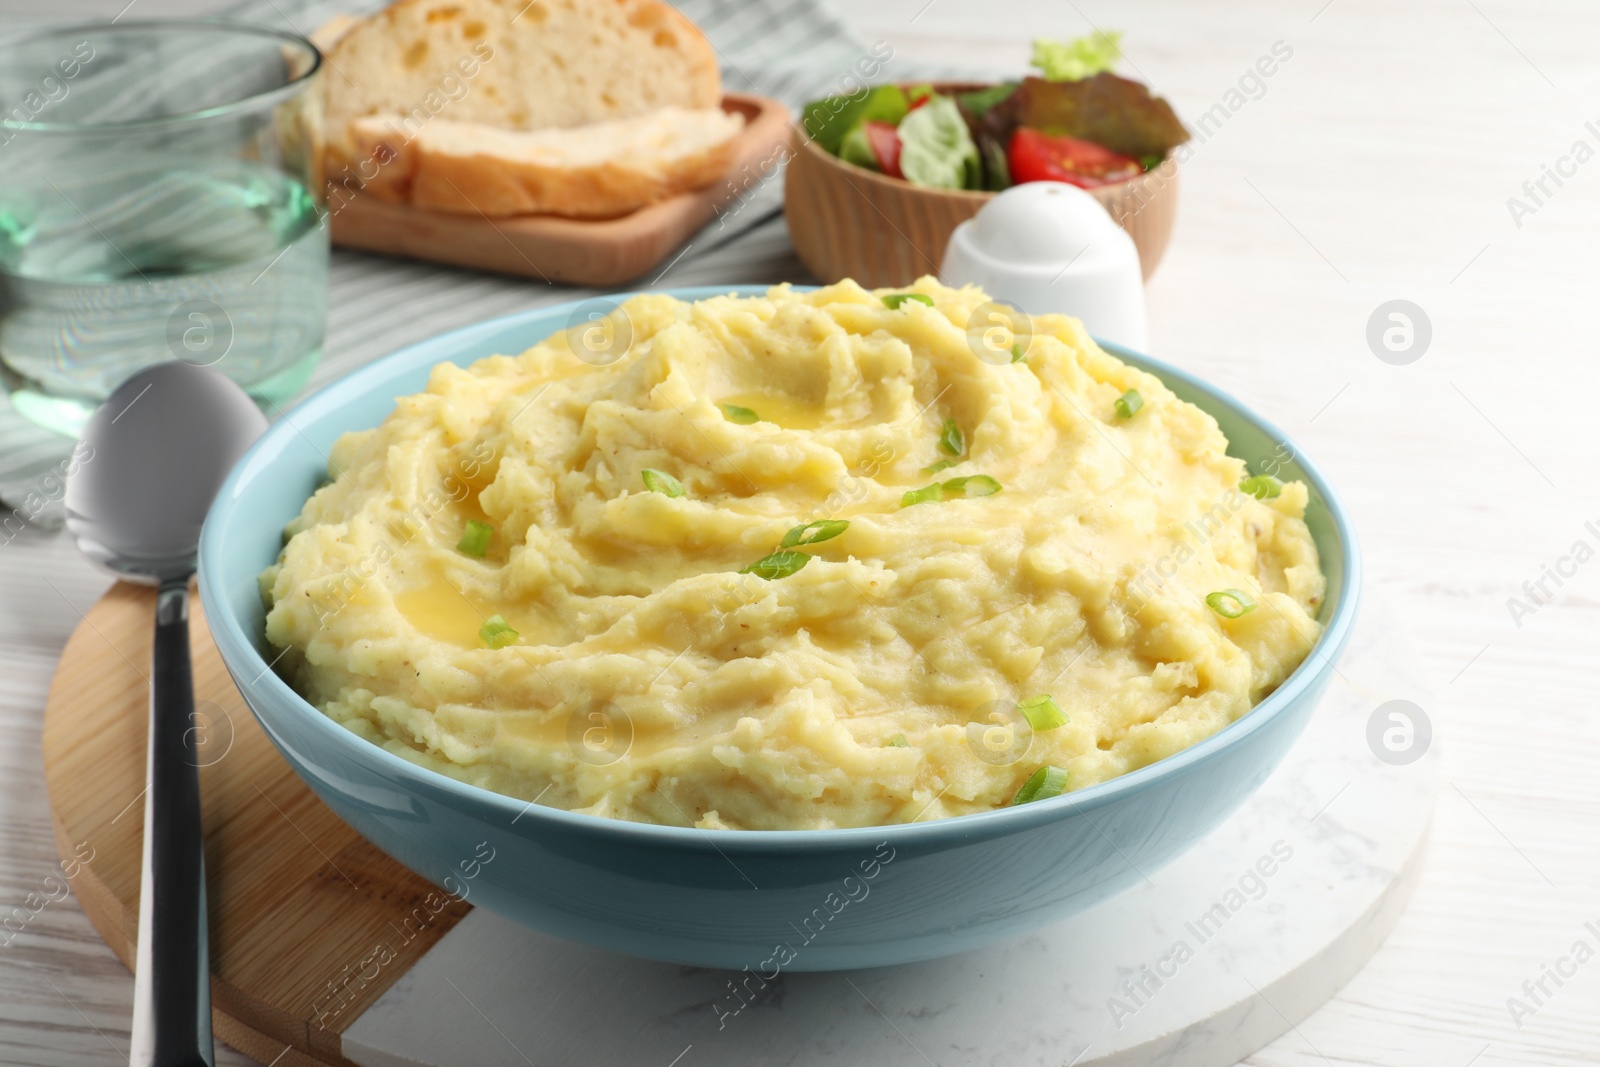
{"left": 350, "top": 105, "right": 743, "bottom": 218}
{"left": 307, "top": 12, "right": 360, "bottom": 54}
{"left": 323, "top": 0, "right": 721, "bottom": 161}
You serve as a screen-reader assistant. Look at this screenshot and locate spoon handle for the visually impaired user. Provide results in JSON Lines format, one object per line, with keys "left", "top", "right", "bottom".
{"left": 129, "top": 580, "right": 214, "bottom": 1067}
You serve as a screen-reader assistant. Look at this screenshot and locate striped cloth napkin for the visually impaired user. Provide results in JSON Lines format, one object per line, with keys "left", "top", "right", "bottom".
{"left": 0, "top": 0, "right": 974, "bottom": 521}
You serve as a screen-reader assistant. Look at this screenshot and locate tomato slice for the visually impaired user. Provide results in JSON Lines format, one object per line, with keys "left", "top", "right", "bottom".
{"left": 1007, "top": 127, "right": 1141, "bottom": 189}
{"left": 864, "top": 120, "right": 904, "bottom": 180}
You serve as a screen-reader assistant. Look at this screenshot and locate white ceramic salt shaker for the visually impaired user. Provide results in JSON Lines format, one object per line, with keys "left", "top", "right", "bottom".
{"left": 939, "top": 182, "right": 1148, "bottom": 351}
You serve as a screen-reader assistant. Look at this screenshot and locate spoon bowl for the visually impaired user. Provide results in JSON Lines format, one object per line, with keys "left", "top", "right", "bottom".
{"left": 67, "top": 361, "right": 270, "bottom": 585}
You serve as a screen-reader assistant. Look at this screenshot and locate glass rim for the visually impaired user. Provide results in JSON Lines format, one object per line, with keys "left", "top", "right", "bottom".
{"left": 0, "top": 18, "right": 322, "bottom": 135}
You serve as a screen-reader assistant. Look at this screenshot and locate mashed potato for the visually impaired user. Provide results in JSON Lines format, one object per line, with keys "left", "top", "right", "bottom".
{"left": 261, "top": 279, "right": 1324, "bottom": 830}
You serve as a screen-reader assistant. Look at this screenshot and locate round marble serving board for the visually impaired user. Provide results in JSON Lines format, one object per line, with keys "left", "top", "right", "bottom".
{"left": 43, "top": 582, "right": 1438, "bottom": 1067}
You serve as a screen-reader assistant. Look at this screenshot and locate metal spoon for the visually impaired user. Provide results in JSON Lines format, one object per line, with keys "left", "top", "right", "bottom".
{"left": 65, "top": 362, "right": 269, "bottom": 1067}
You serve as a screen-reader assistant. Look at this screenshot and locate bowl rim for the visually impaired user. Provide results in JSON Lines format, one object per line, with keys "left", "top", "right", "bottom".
{"left": 199, "top": 285, "right": 1362, "bottom": 852}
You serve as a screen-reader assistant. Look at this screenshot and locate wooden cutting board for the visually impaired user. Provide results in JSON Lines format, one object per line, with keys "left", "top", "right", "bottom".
{"left": 328, "top": 93, "right": 792, "bottom": 286}
{"left": 41, "top": 582, "right": 470, "bottom": 1067}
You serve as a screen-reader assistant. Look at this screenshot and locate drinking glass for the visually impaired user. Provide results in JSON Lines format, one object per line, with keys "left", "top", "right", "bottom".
{"left": 0, "top": 20, "right": 326, "bottom": 436}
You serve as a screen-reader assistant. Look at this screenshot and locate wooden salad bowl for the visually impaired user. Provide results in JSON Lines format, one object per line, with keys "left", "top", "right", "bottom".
{"left": 783, "top": 82, "right": 1179, "bottom": 289}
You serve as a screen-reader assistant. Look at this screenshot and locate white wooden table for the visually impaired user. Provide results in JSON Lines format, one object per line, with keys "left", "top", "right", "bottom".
{"left": 3, "top": 0, "right": 1598, "bottom": 1064}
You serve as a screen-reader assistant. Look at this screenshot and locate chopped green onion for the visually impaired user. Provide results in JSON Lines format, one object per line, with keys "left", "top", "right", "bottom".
{"left": 1240, "top": 474, "right": 1282, "bottom": 500}
{"left": 1016, "top": 694, "right": 1067, "bottom": 731}
{"left": 641, "top": 468, "right": 686, "bottom": 498}
{"left": 479, "top": 614, "right": 519, "bottom": 649}
{"left": 882, "top": 293, "right": 935, "bottom": 310}
{"left": 1012, "top": 765, "right": 1070, "bottom": 805}
{"left": 889, "top": 733, "right": 910, "bottom": 748}
{"left": 938, "top": 417, "right": 964, "bottom": 456}
{"left": 722, "top": 404, "right": 760, "bottom": 424}
{"left": 1010, "top": 342, "right": 1026, "bottom": 363}
{"left": 741, "top": 550, "right": 811, "bottom": 580}
{"left": 923, "top": 459, "right": 958, "bottom": 475}
{"left": 781, "top": 519, "right": 849, "bottom": 547}
{"left": 943, "top": 474, "right": 1001, "bottom": 498}
{"left": 901, "top": 474, "right": 1002, "bottom": 507}
{"left": 456, "top": 519, "right": 493, "bottom": 558}
{"left": 1205, "top": 589, "right": 1257, "bottom": 619}
{"left": 1114, "top": 389, "right": 1143, "bottom": 419}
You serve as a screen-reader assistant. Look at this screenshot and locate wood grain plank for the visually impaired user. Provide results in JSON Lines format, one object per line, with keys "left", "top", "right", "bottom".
{"left": 40, "top": 584, "right": 470, "bottom": 1067}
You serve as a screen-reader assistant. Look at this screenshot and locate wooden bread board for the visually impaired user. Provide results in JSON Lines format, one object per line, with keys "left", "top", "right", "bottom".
{"left": 41, "top": 582, "right": 470, "bottom": 1067}
{"left": 328, "top": 93, "right": 791, "bottom": 286}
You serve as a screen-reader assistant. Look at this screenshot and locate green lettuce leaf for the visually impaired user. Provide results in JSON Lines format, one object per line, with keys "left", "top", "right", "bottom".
{"left": 898, "top": 95, "right": 982, "bottom": 190}
{"left": 802, "top": 84, "right": 911, "bottom": 155}
{"left": 957, "top": 81, "right": 1019, "bottom": 121}
{"left": 838, "top": 122, "right": 879, "bottom": 170}
{"left": 1031, "top": 31, "right": 1122, "bottom": 81}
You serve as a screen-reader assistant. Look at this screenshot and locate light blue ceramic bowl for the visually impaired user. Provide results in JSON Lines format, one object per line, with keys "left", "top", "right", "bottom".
{"left": 198, "top": 287, "right": 1360, "bottom": 971}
